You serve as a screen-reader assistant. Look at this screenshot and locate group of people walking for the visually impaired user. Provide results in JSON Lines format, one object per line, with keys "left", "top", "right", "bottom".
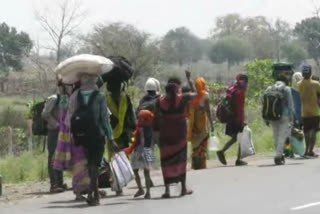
{"left": 41, "top": 56, "right": 320, "bottom": 206}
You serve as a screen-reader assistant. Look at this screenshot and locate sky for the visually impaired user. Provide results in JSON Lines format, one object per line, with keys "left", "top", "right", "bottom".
{"left": 0, "top": 0, "right": 318, "bottom": 43}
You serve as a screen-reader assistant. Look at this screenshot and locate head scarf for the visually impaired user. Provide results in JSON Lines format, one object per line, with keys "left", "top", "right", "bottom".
{"left": 235, "top": 74, "right": 248, "bottom": 90}
{"left": 138, "top": 110, "right": 154, "bottom": 127}
{"left": 160, "top": 83, "right": 182, "bottom": 111}
{"left": 190, "top": 77, "right": 207, "bottom": 107}
{"left": 292, "top": 72, "right": 303, "bottom": 89}
{"left": 302, "top": 64, "right": 312, "bottom": 79}
{"left": 124, "top": 109, "right": 154, "bottom": 155}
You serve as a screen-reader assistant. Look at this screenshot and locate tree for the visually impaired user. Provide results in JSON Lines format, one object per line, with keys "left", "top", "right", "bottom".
{"left": 311, "top": 0, "right": 320, "bottom": 17}
{"left": 294, "top": 17, "right": 320, "bottom": 70}
{"left": 270, "top": 19, "right": 292, "bottom": 61}
{"left": 160, "top": 27, "right": 202, "bottom": 66}
{"left": 35, "top": 0, "right": 87, "bottom": 64}
{"left": 208, "top": 36, "right": 251, "bottom": 70}
{"left": 242, "top": 16, "right": 274, "bottom": 59}
{"left": 86, "top": 22, "right": 161, "bottom": 81}
{"left": 281, "top": 41, "right": 308, "bottom": 67}
{"left": 210, "top": 14, "right": 292, "bottom": 60}
{"left": 211, "top": 13, "right": 244, "bottom": 38}
{"left": 0, "top": 23, "right": 32, "bottom": 92}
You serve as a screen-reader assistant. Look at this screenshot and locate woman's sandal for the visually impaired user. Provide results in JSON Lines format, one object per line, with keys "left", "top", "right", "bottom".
{"left": 75, "top": 195, "right": 87, "bottom": 201}
{"left": 99, "top": 190, "right": 107, "bottom": 198}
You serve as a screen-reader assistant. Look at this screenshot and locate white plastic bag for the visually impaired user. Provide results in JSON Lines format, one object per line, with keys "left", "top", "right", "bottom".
{"left": 237, "top": 126, "right": 255, "bottom": 159}
{"left": 208, "top": 135, "right": 219, "bottom": 151}
{"left": 55, "top": 54, "right": 114, "bottom": 84}
{"left": 110, "top": 151, "right": 134, "bottom": 192}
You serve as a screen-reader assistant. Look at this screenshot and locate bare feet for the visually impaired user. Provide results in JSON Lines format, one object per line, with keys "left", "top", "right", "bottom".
{"left": 144, "top": 192, "right": 151, "bottom": 199}
{"left": 181, "top": 189, "right": 193, "bottom": 197}
{"left": 161, "top": 193, "right": 170, "bottom": 199}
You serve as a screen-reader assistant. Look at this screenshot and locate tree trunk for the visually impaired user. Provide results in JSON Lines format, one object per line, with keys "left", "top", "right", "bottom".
{"left": 7, "top": 126, "right": 13, "bottom": 156}
{"left": 227, "top": 61, "right": 231, "bottom": 71}
{"left": 0, "top": 81, "right": 4, "bottom": 93}
{"left": 315, "top": 58, "right": 320, "bottom": 75}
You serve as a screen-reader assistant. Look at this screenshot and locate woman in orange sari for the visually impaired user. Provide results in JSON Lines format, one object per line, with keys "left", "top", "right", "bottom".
{"left": 187, "top": 77, "right": 214, "bottom": 170}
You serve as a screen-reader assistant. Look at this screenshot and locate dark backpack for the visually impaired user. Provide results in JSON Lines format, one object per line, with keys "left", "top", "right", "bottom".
{"left": 71, "top": 91, "right": 100, "bottom": 147}
{"left": 262, "top": 85, "right": 285, "bottom": 121}
{"left": 216, "top": 86, "right": 235, "bottom": 123}
{"left": 31, "top": 101, "right": 48, "bottom": 136}
{"left": 137, "top": 95, "right": 157, "bottom": 113}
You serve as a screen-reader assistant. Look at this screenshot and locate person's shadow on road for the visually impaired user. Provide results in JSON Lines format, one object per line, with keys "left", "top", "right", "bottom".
{"left": 43, "top": 202, "right": 129, "bottom": 209}
{"left": 258, "top": 163, "right": 304, "bottom": 167}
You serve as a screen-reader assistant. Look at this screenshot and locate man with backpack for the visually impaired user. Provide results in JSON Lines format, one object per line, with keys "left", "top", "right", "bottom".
{"left": 263, "top": 70, "right": 294, "bottom": 165}
{"left": 298, "top": 65, "right": 320, "bottom": 158}
{"left": 41, "top": 86, "right": 64, "bottom": 193}
{"left": 217, "top": 74, "right": 249, "bottom": 166}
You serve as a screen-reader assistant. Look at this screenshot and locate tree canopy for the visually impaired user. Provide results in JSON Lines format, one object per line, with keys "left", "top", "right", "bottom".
{"left": 0, "top": 22, "right": 32, "bottom": 72}
{"left": 87, "top": 22, "right": 160, "bottom": 80}
{"left": 295, "top": 17, "right": 320, "bottom": 68}
{"left": 160, "top": 27, "right": 202, "bottom": 66}
{"left": 208, "top": 36, "right": 251, "bottom": 69}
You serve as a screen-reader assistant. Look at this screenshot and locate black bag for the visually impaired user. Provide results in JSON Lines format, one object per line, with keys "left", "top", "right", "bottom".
{"left": 272, "top": 63, "right": 293, "bottom": 80}
{"left": 262, "top": 86, "right": 284, "bottom": 121}
{"left": 71, "top": 91, "right": 100, "bottom": 147}
{"left": 136, "top": 95, "right": 158, "bottom": 114}
{"left": 216, "top": 87, "right": 235, "bottom": 123}
{"left": 31, "top": 101, "right": 48, "bottom": 136}
{"left": 98, "top": 56, "right": 134, "bottom": 85}
{"left": 98, "top": 158, "right": 111, "bottom": 188}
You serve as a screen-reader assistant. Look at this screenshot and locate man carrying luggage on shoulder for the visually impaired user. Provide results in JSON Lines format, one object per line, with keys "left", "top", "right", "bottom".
{"left": 42, "top": 82, "right": 64, "bottom": 193}
{"left": 263, "top": 67, "right": 294, "bottom": 165}
{"left": 298, "top": 65, "right": 320, "bottom": 158}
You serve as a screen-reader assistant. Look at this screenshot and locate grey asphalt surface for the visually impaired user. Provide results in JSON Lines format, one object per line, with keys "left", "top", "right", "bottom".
{"left": 1, "top": 157, "right": 320, "bottom": 214}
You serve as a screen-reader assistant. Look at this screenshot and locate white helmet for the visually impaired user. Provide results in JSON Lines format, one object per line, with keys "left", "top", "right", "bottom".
{"left": 144, "top": 78, "right": 161, "bottom": 94}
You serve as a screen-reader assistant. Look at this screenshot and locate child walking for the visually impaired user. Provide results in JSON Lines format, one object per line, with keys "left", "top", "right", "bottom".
{"left": 124, "top": 110, "right": 156, "bottom": 199}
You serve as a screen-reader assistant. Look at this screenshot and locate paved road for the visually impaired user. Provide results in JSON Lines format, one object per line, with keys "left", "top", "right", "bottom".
{"left": 1, "top": 157, "right": 320, "bottom": 214}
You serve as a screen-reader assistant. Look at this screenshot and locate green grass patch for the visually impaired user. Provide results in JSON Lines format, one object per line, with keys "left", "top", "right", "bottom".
{"left": 0, "top": 151, "right": 48, "bottom": 183}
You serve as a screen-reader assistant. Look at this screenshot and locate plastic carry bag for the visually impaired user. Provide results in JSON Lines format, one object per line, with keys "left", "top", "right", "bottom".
{"left": 208, "top": 135, "right": 220, "bottom": 151}
{"left": 110, "top": 151, "right": 134, "bottom": 192}
{"left": 290, "top": 136, "right": 305, "bottom": 157}
{"left": 237, "top": 126, "right": 255, "bottom": 159}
